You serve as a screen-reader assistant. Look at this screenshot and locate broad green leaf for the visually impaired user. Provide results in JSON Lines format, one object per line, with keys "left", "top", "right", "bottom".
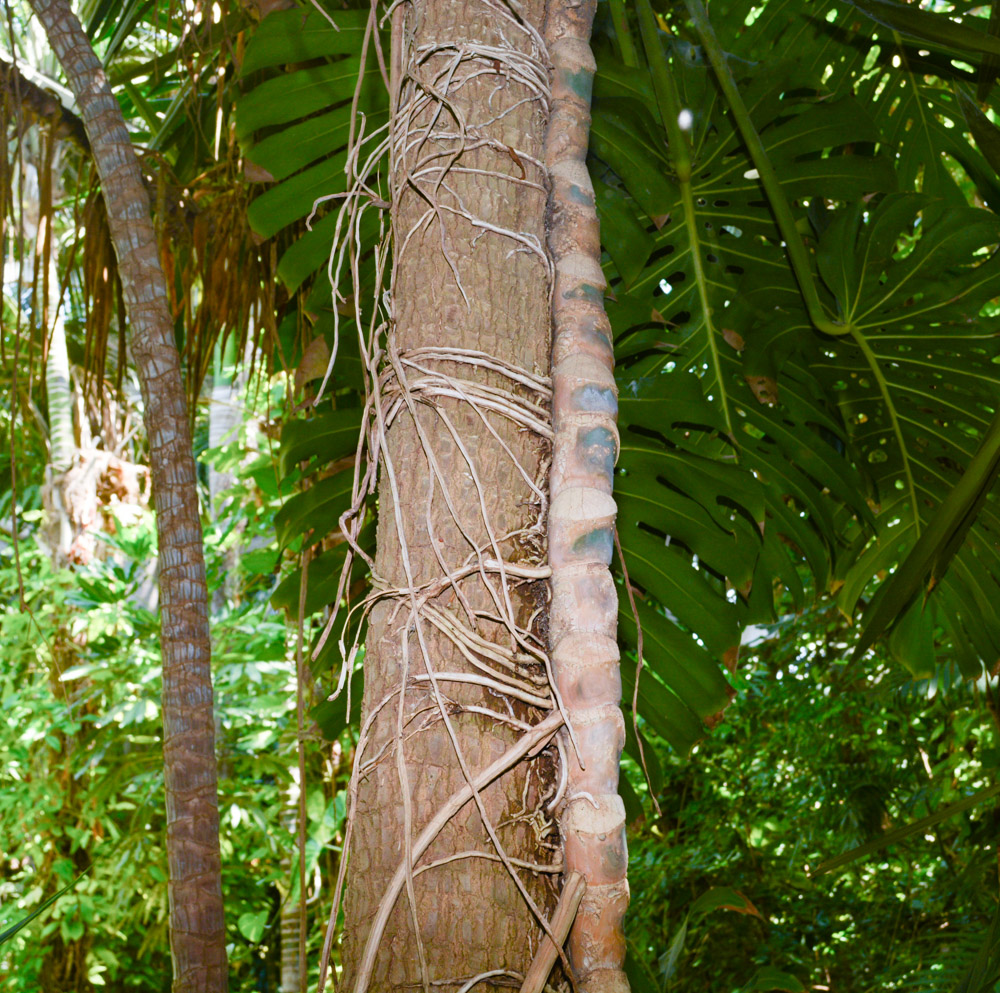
{"left": 237, "top": 909, "right": 268, "bottom": 944}
{"left": 957, "top": 85, "right": 1000, "bottom": 177}
{"left": 274, "top": 469, "right": 355, "bottom": 548}
{"left": 856, "top": 409, "right": 1000, "bottom": 658}
{"left": 278, "top": 407, "right": 362, "bottom": 477}
{"left": 240, "top": 8, "right": 372, "bottom": 76}
{"left": 247, "top": 151, "right": 352, "bottom": 239}
{"left": 236, "top": 59, "right": 375, "bottom": 140}
{"left": 843, "top": 0, "right": 1000, "bottom": 59}
{"left": 595, "top": 42, "right": 876, "bottom": 698}
{"left": 271, "top": 521, "right": 375, "bottom": 617}
{"left": 235, "top": 6, "right": 389, "bottom": 297}
{"left": 805, "top": 194, "right": 1000, "bottom": 673}
{"left": 620, "top": 648, "right": 707, "bottom": 755}
{"left": 618, "top": 597, "right": 733, "bottom": 721}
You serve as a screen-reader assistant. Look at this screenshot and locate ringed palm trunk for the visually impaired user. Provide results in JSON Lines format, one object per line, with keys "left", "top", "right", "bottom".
{"left": 544, "top": 3, "right": 629, "bottom": 988}
{"left": 28, "top": 2, "right": 227, "bottom": 990}
{"left": 342, "top": 0, "right": 627, "bottom": 989}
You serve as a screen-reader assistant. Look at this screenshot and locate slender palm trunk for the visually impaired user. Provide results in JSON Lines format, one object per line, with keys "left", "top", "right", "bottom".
{"left": 29, "top": 2, "right": 227, "bottom": 989}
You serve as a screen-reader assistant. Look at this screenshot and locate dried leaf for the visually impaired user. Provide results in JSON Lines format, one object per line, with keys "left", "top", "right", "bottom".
{"left": 295, "top": 336, "right": 331, "bottom": 394}
{"left": 244, "top": 159, "right": 276, "bottom": 183}
{"left": 744, "top": 374, "right": 778, "bottom": 405}
{"left": 722, "top": 327, "right": 745, "bottom": 351}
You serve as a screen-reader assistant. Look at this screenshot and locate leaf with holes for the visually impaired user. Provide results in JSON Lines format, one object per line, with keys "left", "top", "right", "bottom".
{"left": 809, "top": 194, "right": 1000, "bottom": 674}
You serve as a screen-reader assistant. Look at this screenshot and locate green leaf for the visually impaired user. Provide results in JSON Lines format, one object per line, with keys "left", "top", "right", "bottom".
{"left": 660, "top": 915, "right": 689, "bottom": 980}
{"left": 271, "top": 521, "right": 375, "bottom": 617}
{"left": 620, "top": 648, "right": 707, "bottom": 756}
{"left": 274, "top": 469, "right": 355, "bottom": 548}
{"left": 689, "top": 886, "right": 761, "bottom": 919}
{"left": 950, "top": 900, "right": 1000, "bottom": 993}
{"left": 619, "top": 597, "right": 732, "bottom": 720}
{"left": 807, "top": 194, "right": 1000, "bottom": 672}
{"left": 956, "top": 86, "right": 1000, "bottom": 177}
{"left": 237, "top": 909, "right": 269, "bottom": 944}
{"left": 0, "top": 869, "right": 90, "bottom": 945}
{"left": 742, "top": 967, "right": 806, "bottom": 992}
{"left": 278, "top": 408, "right": 362, "bottom": 477}
{"left": 240, "top": 8, "right": 373, "bottom": 76}
{"left": 246, "top": 151, "right": 352, "bottom": 240}
{"left": 811, "top": 781, "right": 1000, "bottom": 875}
{"left": 856, "top": 409, "right": 1000, "bottom": 659}
{"left": 842, "top": 0, "right": 1000, "bottom": 59}
{"left": 236, "top": 59, "right": 373, "bottom": 140}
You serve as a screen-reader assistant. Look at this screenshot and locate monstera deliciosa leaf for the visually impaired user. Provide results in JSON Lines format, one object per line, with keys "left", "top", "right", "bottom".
{"left": 710, "top": 0, "right": 1000, "bottom": 206}
{"left": 591, "top": 0, "right": 1000, "bottom": 725}
{"left": 810, "top": 195, "right": 1000, "bottom": 676}
{"left": 590, "top": 15, "right": 885, "bottom": 753}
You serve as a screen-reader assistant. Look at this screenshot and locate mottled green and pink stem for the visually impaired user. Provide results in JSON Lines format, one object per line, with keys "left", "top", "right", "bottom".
{"left": 544, "top": 2, "right": 629, "bottom": 991}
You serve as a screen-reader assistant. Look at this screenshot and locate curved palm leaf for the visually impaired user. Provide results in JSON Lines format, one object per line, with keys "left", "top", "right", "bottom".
{"left": 235, "top": 8, "right": 385, "bottom": 652}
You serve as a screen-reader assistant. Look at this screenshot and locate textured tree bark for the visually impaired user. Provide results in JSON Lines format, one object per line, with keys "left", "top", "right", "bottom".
{"left": 341, "top": 0, "right": 558, "bottom": 988}
{"left": 28, "top": 2, "right": 227, "bottom": 990}
{"left": 543, "top": 4, "right": 630, "bottom": 990}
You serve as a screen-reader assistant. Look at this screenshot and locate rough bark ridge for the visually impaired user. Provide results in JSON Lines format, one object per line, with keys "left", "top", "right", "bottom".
{"left": 340, "top": 1, "right": 560, "bottom": 989}
{"left": 544, "top": 2, "right": 630, "bottom": 990}
{"left": 28, "top": 2, "right": 227, "bottom": 990}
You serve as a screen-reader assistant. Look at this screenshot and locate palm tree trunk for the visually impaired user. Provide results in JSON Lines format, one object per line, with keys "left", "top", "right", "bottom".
{"left": 341, "top": 0, "right": 558, "bottom": 988}
{"left": 28, "top": 2, "right": 227, "bottom": 990}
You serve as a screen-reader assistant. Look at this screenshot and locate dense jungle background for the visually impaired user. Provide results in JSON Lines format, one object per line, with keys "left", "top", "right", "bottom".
{"left": 4, "top": 0, "right": 1000, "bottom": 990}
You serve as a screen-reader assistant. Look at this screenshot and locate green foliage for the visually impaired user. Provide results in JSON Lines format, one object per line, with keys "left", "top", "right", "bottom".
{"left": 236, "top": 5, "right": 388, "bottom": 292}
{"left": 625, "top": 603, "right": 1000, "bottom": 992}
{"left": 586, "top": 0, "right": 1000, "bottom": 775}
{"left": 8, "top": 0, "right": 1000, "bottom": 985}
{"left": 0, "top": 372, "right": 348, "bottom": 990}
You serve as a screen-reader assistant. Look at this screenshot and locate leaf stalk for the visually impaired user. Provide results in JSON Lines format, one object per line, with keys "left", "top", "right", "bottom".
{"left": 683, "top": 0, "right": 850, "bottom": 338}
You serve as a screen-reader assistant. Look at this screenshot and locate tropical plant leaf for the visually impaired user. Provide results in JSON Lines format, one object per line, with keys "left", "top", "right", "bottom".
{"left": 811, "top": 780, "right": 1000, "bottom": 875}
{"left": 842, "top": 0, "right": 1000, "bottom": 59}
{"left": 855, "top": 409, "right": 1000, "bottom": 659}
{"left": 713, "top": 0, "right": 1000, "bottom": 206}
{"left": 741, "top": 968, "right": 806, "bottom": 993}
{"left": 956, "top": 85, "right": 1000, "bottom": 177}
{"left": 0, "top": 869, "right": 90, "bottom": 945}
{"left": 274, "top": 468, "right": 355, "bottom": 548}
{"left": 949, "top": 900, "right": 1000, "bottom": 993}
{"left": 239, "top": 7, "right": 374, "bottom": 75}
{"left": 271, "top": 520, "right": 375, "bottom": 617}
{"left": 236, "top": 6, "right": 389, "bottom": 291}
{"left": 593, "top": 24, "right": 874, "bottom": 738}
{"left": 278, "top": 407, "right": 362, "bottom": 477}
{"left": 801, "top": 194, "right": 1000, "bottom": 675}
